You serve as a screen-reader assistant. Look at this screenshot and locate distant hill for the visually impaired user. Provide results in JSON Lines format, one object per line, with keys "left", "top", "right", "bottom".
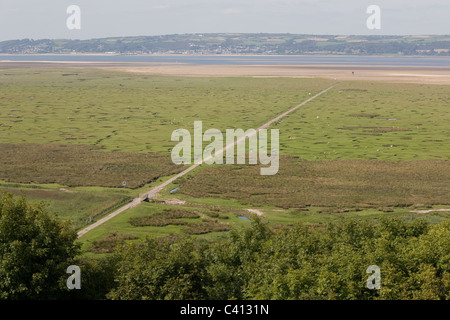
{"left": 1, "top": 33, "right": 450, "bottom": 56}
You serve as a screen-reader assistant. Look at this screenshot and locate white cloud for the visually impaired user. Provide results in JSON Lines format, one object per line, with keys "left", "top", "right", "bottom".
{"left": 221, "top": 8, "right": 243, "bottom": 15}
{"left": 153, "top": 5, "right": 169, "bottom": 10}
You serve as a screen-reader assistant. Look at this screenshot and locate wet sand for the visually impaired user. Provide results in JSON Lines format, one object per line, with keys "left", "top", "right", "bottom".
{"left": 109, "top": 64, "right": 450, "bottom": 85}
{"left": 1, "top": 61, "right": 450, "bottom": 85}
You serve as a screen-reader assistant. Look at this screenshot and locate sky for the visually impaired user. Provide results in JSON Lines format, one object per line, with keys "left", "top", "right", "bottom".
{"left": 0, "top": 0, "right": 448, "bottom": 41}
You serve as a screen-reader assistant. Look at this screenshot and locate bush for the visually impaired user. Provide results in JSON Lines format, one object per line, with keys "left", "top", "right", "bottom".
{"left": 89, "top": 233, "right": 138, "bottom": 253}
{"left": 129, "top": 209, "right": 200, "bottom": 227}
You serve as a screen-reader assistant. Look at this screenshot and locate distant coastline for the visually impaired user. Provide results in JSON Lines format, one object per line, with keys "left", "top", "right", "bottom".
{"left": 1, "top": 52, "right": 450, "bottom": 58}
{"left": 1, "top": 34, "right": 449, "bottom": 56}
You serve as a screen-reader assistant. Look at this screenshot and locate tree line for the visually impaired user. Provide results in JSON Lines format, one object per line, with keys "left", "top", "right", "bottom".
{"left": 0, "top": 193, "right": 449, "bottom": 300}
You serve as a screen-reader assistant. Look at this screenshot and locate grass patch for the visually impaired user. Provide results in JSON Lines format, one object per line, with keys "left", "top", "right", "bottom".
{"left": 88, "top": 232, "right": 138, "bottom": 253}
{"left": 278, "top": 81, "right": 450, "bottom": 160}
{"left": 177, "top": 156, "right": 450, "bottom": 208}
{"left": 129, "top": 208, "right": 200, "bottom": 227}
{"left": 183, "top": 219, "right": 231, "bottom": 235}
{"left": 348, "top": 113, "right": 380, "bottom": 118}
{"left": 0, "top": 143, "right": 183, "bottom": 189}
{"left": 205, "top": 211, "right": 230, "bottom": 219}
{"left": 0, "top": 181, "right": 135, "bottom": 229}
{"left": 0, "top": 68, "right": 333, "bottom": 154}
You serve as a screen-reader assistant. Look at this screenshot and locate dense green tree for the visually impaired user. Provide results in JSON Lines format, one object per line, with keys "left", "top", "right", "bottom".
{"left": 2, "top": 193, "right": 448, "bottom": 300}
{"left": 239, "top": 218, "right": 449, "bottom": 300}
{"left": 62, "top": 256, "right": 118, "bottom": 300}
{"left": 105, "top": 217, "right": 449, "bottom": 300}
{"left": 107, "top": 237, "right": 210, "bottom": 300}
{"left": 205, "top": 218, "right": 270, "bottom": 300}
{"left": 0, "top": 193, "right": 80, "bottom": 299}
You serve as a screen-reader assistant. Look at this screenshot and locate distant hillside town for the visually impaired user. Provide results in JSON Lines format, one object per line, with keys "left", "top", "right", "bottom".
{"left": 1, "top": 33, "right": 450, "bottom": 56}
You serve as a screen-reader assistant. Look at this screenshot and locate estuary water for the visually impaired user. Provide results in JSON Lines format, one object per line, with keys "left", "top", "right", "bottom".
{"left": 1, "top": 55, "right": 450, "bottom": 67}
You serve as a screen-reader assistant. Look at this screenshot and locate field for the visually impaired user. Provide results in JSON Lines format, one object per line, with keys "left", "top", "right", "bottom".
{"left": 0, "top": 143, "right": 182, "bottom": 188}
{"left": 276, "top": 81, "right": 450, "bottom": 160}
{"left": 0, "top": 65, "right": 449, "bottom": 255}
{"left": 0, "top": 68, "right": 333, "bottom": 152}
{"left": 177, "top": 157, "right": 450, "bottom": 208}
{"left": 0, "top": 181, "right": 133, "bottom": 229}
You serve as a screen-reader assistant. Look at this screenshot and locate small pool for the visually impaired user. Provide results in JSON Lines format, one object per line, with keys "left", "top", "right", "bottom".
{"left": 238, "top": 216, "right": 251, "bottom": 221}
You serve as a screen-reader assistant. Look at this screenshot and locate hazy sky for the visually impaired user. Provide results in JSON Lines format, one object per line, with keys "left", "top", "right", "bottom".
{"left": 0, "top": 0, "right": 448, "bottom": 41}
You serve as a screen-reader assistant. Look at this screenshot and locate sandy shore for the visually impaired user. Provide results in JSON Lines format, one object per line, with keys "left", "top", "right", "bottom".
{"left": 107, "top": 64, "right": 450, "bottom": 85}
{"left": 1, "top": 61, "right": 450, "bottom": 85}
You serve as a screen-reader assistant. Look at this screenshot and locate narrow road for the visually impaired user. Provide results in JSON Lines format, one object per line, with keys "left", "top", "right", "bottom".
{"left": 77, "top": 82, "right": 339, "bottom": 238}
